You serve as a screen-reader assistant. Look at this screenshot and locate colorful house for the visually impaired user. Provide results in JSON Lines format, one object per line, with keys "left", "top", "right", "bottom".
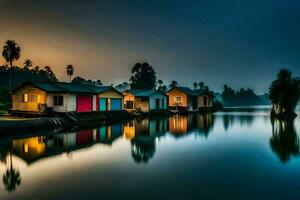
{"left": 123, "top": 89, "right": 167, "bottom": 112}
{"left": 11, "top": 82, "right": 123, "bottom": 114}
{"left": 87, "top": 85, "right": 124, "bottom": 111}
{"left": 167, "top": 86, "right": 213, "bottom": 112}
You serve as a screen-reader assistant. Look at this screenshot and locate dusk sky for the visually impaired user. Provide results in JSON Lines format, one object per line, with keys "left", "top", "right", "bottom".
{"left": 1, "top": 0, "right": 300, "bottom": 93}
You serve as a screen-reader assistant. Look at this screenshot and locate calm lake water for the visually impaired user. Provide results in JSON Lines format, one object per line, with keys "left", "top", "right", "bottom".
{"left": 1, "top": 107, "right": 300, "bottom": 200}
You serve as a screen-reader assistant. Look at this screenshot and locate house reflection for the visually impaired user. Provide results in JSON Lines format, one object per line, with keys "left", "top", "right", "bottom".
{"left": 270, "top": 118, "right": 300, "bottom": 163}
{"left": 9, "top": 125, "right": 123, "bottom": 165}
{"left": 169, "top": 113, "right": 214, "bottom": 138}
{"left": 124, "top": 118, "right": 168, "bottom": 163}
{"left": 12, "top": 136, "right": 46, "bottom": 164}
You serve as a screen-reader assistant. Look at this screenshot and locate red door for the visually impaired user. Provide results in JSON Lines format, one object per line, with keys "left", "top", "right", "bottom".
{"left": 77, "top": 95, "right": 93, "bottom": 112}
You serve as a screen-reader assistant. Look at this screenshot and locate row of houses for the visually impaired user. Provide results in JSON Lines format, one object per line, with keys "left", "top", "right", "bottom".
{"left": 11, "top": 82, "right": 213, "bottom": 114}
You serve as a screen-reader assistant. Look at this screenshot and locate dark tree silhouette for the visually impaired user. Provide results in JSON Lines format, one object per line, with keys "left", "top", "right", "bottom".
{"left": 23, "top": 59, "right": 33, "bottom": 71}
{"left": 66, "top": 64, "right": 74, "bottom": 82}
{"left": 169, "top": 80, "right": 178, "bottom": 89}
{"left": 44, "top": 66, "right": 57, "bottom": 82}
{"left": 269, "top": 69, "right": 300, "bottom": 119}
{"left": 198, "top": 82, "right": 204, "bottom": 89}
{"left": 130, "top": 62, "right": 156, "bottom": 89}
{"left": 193, "top": 82, "right": 198, "bottom": 89}
{"left": 2, "top": 40, "right": 21, "bottom": 91}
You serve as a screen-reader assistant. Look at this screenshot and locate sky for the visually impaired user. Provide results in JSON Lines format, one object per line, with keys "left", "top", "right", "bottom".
{"left": 0, "top": 0, "right": 300, "bottom": 94}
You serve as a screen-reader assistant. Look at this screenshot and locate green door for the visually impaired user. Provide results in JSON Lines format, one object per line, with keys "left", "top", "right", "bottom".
{"left": 99, "top": 98, "right": 107, "bottom": 111}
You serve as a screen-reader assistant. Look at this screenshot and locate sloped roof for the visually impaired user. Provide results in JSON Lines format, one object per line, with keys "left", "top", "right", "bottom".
{"left": 168, "top": 86, "right": 210, "bottom": 96}
{"left": 126, "top": 89, "right": 167, "bottom": 97}
{"left": 53, "top": 82, "right": 95, "bottom": 93}
{"left": 168, "top": 86, "right": 198, "bottom": 96}
{"left": 86, "top": 85, "right": 124, "bottom": 96}
{"left": 12, "top": 81, "right": 112, "bottom": 94}
{"left": 31, "top": 82, "right": 66, "bottom": 92}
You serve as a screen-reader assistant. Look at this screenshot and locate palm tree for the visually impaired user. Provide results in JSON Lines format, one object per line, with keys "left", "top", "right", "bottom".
{"left": 23, "top": 59, "right": 33, "bottom": 71}
{"left": 193, "top": 82, "right": 198, "bottom": 89}
{"left": 169, "top": 80, "right": 178, "bottom": 89}
{"left": 66, "top": 64, "right": 74, "bottom": 82}
{"left": 2, "top": 40, "right": 21, "bottom": 91}
{"left": 199, "top": 82, "right": 204, "bottom": 89}
{"left": 157, "top": 80, "right": 163, "bottom": 90}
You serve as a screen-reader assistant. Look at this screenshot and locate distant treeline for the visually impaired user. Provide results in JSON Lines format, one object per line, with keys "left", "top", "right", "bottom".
{"left": 221, "top": 85, "right": 270, "bottom": 106}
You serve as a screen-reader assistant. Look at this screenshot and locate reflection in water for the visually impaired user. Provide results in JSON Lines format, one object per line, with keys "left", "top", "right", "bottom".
{"left": 124, "top": 118, "right": 168, "bottom": 163}
{"left": 223, "top": 114, "right": 254, "bottom": 131}
{"left": 1, "top": 112, "right": 300, "bottom": 197}
{"left": 270, "top": 118, "right": 300, "bottom": 163}
{"left": 2, "top": 152, "right": 21, "bottom": 192}
{"left": 169, "top": 113, "right": 215, "bottom": 138}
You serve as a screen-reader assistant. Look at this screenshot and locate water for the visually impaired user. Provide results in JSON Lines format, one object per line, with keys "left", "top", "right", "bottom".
{"left": 1, "top": 107, "right": 300, "bottom": 200}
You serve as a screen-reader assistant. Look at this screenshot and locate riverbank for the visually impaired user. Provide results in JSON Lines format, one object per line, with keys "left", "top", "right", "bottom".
{"left": 0, "top": 110, "right": 174, "bottom": 137}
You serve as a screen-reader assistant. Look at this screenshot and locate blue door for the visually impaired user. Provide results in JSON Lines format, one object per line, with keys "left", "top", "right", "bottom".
{"left": 99, "top": 98, "right": 107, "bottom": 111}
{"left": 110, "top": 98, "right": 122, "bottom": 111}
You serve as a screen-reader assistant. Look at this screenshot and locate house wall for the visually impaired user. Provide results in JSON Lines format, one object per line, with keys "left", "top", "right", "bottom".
{"left": 198, "top": 95, "right": 213, "bottom": 107}
{"left": 92, "top": 95, "right": 97, "bottom": 111}
{"left": 187, "top": 96, "right": 195, "bottom": 111}
{"left": 167, "top": 88, "right": 188, "bottom": 108}
{"left": 123, "top": 92, "right": 135, "bottom": 110}
{"left": 99, "top": 90, "right": 123, "bottom": 98}
{"left": 12, "top": 84, "right": 46, "bottom": 112}
{"left": 135, "top": 97, "right": 149, "bottom": 112}
{"left": 46, "top": 93, "right": 77, "bottom": 112}
{"left": 149, "top": 93, "right": 167, "bottom": 110}
{"left": 99, "top": 90, "right": 123, "bottom": 111}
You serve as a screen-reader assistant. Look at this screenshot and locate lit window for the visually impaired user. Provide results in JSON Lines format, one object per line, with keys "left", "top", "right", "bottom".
{"left": 22, "top": 94, "right": 38, "bottom": 102}
{"left": 22, "top": 94, "right": 28, "bottom": 102}
{"left": 174, "top": 96, "right": 182, "bottom": 103}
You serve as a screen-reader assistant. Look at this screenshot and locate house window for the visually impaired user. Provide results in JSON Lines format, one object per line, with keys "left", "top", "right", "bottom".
{"left": 203, "top": 96, "right": 208, "bottom": 106}
{"left": 126, "top": 101, "right": 134, "bottom": 109}
{"left": 22, "top": 94, "right": 28, "bottom": 102}
{"left": 53, "top": 96, "right": 64, "bottom": 106}
{"left": 22, "top": 94, "right": 38, "bottom": 103}
{"left": 174, "top": 96, "right": 182, "bottom": 103}
{"left": 162, "top": 98, "right": 165, "bottom": 109}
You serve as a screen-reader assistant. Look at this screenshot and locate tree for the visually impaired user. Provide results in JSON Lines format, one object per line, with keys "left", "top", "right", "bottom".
{"left": 193, "top": 82, "right": 198, "bottom": 89}
{"left": 199, "top": 82, "right": 204, "bottom": 89}
{"left": 96, "top": 80, "right": 102, "bottom": 86}
{"left": 269, "top": 69, "right": 300, "bottom": 119}
{"left": 32, "top": 66, "right": 40, "bottom": 74}
{"left": 72, "top": 76, "right": 87, "bottom": 84}
{"left": 44, "top": 66, "right": 57, "bottom": 82}
{"left": 2, "top": 40, "right": 21, "bottom": 91}
{"left": 66, "top": 64, "right": 74, "bottom": 82}
{"left": 169, "top": 80, "right": 178, "bottom": 89}
{"left": 23, "top": 59, "right": 33, "bottom": 71}
{"left": 130, "top": 62, "right": 156, "bottom": 89}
